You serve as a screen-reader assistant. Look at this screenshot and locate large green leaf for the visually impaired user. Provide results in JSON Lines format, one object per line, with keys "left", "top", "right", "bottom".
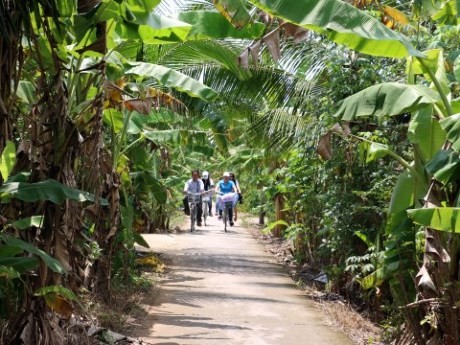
{"left": 34, "top": 285, "right": 78, "bottom": 301}
{"left": 0, "top": 266, "right": 20, "bottom": 279}
{"left": 0, "top": 141, "right": 16, "bottom": 181}
{"left": 408, "top": 49, "right": 450, "bottom": 95}
{"left": 454, "top": 54, "right": 460, "bottom": 82}
{"left": 0, "top": 245, "right": 23, "bottom": 258}
{"left": 387, "top": 170, "right": 427, "bottom": 234}
{"left": 0, "top": 257, "right": 39, "bottom": 274}
{"left": 132, "top": 231, "right": 150, "bottom": 248}
{"left": 126, "top": 62, "right": 218, "bottom": 102}
{"left": 408, "top": 107, "right": 446, "bottom": 162}
{"left": 358, "top": 267, "right": 385, "bottom": 290}
{"left": 425, "top": 149, "right": 460, "bottom": 185}
{"left": 248, "top": 0, "right": 422, "bottom": 58}
{"left": 359, "top": 141, "right": 389, "bottom": 163}
{"left": 440, "top": 113, "right": 460, "bottom": 152}
{"left": 16, "top": 81, "right": 36, "bottom": 105}
{"left": 121, "top": 205, "right": 134, "bottom": 233}
{"left": 178, "top": 11, "right": 265, "bottom": 39}
{"left": 408, "top": 207, "right": 460, "bottom": 232}
{"left": 213, "top": 0, "right": 251, "bottom": 28}
{"left": 431, "top": 0, "right": 457, "bottom": 25}
{"left": 103, "top": 109, "right": 124, "bottom": 134}
{"left": 119, "top": 10, "right": 192, "bottom": 43}
{"left": 12, "top": 216, "right": 45, "bottom": 230}
{"left": 131, "top": 171, "right": 167, "bottom": 203}
{"left": 125, "top": 0, "right": 160, "bottom": 12}
{"left": 334, "top": 83, "right": 441, "bottom": 121}
{"left": 143, "top": 129, "right": 181, "bottom": 143}
{"left": 0, "top": 235, "right": 65, "bottom": 273}
{"left": 55, "top": 0, "right": 76, "bottom": 17}
{"left": 0, "top": 179, "right": 108, "bottom": 205}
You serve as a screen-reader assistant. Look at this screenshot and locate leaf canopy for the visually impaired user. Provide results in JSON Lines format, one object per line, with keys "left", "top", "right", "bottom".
{"left": 334, "top": 83, "right": 441, "bottom": 121}
{"left": 248, "top": 0, "right": 423, "bottom": 58}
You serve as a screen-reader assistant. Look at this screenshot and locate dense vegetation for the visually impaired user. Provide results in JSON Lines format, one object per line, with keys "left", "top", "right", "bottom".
{"left": 1, "top": 0, "right": 460, "bottom": 344}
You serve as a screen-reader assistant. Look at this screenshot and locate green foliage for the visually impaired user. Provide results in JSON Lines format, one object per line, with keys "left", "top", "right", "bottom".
{"left": 0, "top": 179, "right": 109, "bottom": 205}
{"left": 408, "top": 207, "right": 460, "bottom": 232}
{"left": 0, "top": 141, "right": 16, "bottom": 181}
{"left": 249, "top": 0, "right": 422, "bottom": 58}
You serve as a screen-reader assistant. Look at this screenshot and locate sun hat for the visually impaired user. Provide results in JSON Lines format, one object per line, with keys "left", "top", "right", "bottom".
{"left": 202, "top": 171, "right": 209, "bottom": 178}
{"left": 223, "top": 172, "right": 230, "bottom": 177}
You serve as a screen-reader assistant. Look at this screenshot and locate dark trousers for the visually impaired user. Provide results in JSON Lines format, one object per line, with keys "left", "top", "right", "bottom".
{"left": 183, "top": 196, "right": 202, "bottom": 222}
{"left": 219, "top": 204, "right": 233, "bottom": 222}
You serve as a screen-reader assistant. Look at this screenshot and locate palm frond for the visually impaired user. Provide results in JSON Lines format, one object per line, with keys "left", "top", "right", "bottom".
{"left": 154, "top": 0, "right": 214, "bottom": 16}
{"left": 157, "top": 40, "right": 248, "bottom": 77}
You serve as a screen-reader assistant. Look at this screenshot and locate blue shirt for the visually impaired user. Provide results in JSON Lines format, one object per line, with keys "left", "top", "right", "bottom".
{"left": 217, "top": 180, "right": 235, "bottom": 194}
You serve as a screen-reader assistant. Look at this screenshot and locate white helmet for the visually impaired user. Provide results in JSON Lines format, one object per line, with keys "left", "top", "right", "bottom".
{"left": 202, "top": 171, "right": 209, "bottom": 178}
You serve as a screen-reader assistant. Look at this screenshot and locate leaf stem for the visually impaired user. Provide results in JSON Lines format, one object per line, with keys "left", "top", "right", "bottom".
{"left": 416, "top": 57, "right": 452, "bottom": 117}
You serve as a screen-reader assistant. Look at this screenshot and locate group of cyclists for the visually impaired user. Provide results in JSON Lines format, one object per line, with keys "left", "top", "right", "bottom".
{"left": 182, "top": 170, "right": 242, "bottom": 227}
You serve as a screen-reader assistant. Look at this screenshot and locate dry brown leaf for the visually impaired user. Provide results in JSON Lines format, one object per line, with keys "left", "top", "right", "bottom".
{"left": 262, "top": 29, "right": 281, "bottom": 62}
{"left": 416, "top": 265, "right": 438, "bottom": 295}
{"left": 383, "top": 5, "right": 410, "bottom": 25}
{"left": 317, "top": 133, "right": 332, "bottom": 160}
{"left": 282, "top": 23, "right": 308, "bottom": 42}
{"left": 331, "top": 122, "right": 351, "bottom": 136}
{"left": 238, "top": 49, "right": 249, "bottom": 68}
{"left": 44, "top": 293, "right": 74, "bottom": 318}
{"left": 249, "top": 40, "right": 261, "bottom": 67}
{"left": 123, "top": 99, "right": 152, "bottom": 114}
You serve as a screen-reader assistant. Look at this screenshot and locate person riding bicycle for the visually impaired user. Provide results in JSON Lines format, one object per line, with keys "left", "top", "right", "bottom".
{"left": 183, "top": 170, "right": 205, "bottom": 226}
{"left": 229, "top": 172, "right": 242, "bottom": 222}
{"left": 201, "top": 171, "right": 214, "bottom": 216}
{"left": 215, "top": 172, "right": 237, "bottom": 226}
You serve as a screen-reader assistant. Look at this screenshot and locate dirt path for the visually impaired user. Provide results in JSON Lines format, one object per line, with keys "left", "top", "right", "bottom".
{"left": 135, "top": 215, "right": 353, "bottom": 345}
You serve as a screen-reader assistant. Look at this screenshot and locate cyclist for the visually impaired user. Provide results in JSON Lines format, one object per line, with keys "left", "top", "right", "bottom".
{"left": 229, "top": 172, "right": 242, "bottom": 222}
{"left": 201, "top": 171, "right": 214, "bottom": 216}
{"left": 215, "top": 172, "right": 237, "bottom": 226}
{"left": 183, "top": 170, "right": 205, "bottom": 226}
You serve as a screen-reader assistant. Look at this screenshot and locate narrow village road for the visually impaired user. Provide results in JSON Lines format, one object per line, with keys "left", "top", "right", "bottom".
{"left": 136, "top": 215, "right": 353, "bottom": 345}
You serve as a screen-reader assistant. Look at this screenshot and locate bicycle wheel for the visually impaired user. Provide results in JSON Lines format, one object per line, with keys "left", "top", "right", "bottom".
{"left": 223, "top": 206, "right": 227, "bottom": 232}
{"left": 190, "top": 203, "right": 196, "bottom": 232}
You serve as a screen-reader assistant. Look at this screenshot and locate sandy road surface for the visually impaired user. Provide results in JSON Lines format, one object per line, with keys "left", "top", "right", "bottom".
{"left": 136, "top": 215, "right": 353, "bottom": 345}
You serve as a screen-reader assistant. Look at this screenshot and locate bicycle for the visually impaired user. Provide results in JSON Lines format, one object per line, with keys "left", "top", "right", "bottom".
{"left": 221, "top": 192, "right": 236, "bottom": 232}
{"left": 187, "top": 192, "right": 201, "bottom": 232}
{"left": 202, "top": 190, "right": 214, "bottom": 226}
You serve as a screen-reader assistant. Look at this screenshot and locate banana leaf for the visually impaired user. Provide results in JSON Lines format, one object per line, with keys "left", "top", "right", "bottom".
{"left": 248, "top": 0, "right": 422, "bottom": 58}
{"left": 0, "top": 141, "right": 16, "bottom": 181}
{"left": 178, "top": 11, "right": 265, "bottom": 39}
{"left": 440, "top": 113, "right": 460, "bottom": 152}
{"left": 0, "top": 234, "right": 66, "bottom": 274}
{"left": 334, "top": 83, "right": 441, "bottom": 120}
{"left": 408, "top": 207, "right": 460, "bottom": 232}
{"left": 0, "top": 179, "right": 108, "bottom": 205}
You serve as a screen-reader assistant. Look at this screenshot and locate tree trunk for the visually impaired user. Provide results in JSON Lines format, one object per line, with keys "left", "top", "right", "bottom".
{"left": 273, "top": 193, "right": 286, "bottom": 237}
{"left": 258, "top": 186, "right": 266, "bottom": 225}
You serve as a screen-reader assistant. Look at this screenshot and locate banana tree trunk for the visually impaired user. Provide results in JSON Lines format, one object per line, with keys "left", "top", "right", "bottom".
{"left": 273, "top": 193, "right": 286, "bottom": 237}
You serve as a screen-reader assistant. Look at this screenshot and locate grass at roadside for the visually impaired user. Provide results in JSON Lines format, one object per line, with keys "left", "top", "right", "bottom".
{"left": 82, "top": 273, "right": 154, "bottom": 334}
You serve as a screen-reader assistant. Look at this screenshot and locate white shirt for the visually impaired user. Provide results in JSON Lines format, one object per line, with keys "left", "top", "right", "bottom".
{"left": 184, "top": 179, "right": 204, "bottom": 193}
